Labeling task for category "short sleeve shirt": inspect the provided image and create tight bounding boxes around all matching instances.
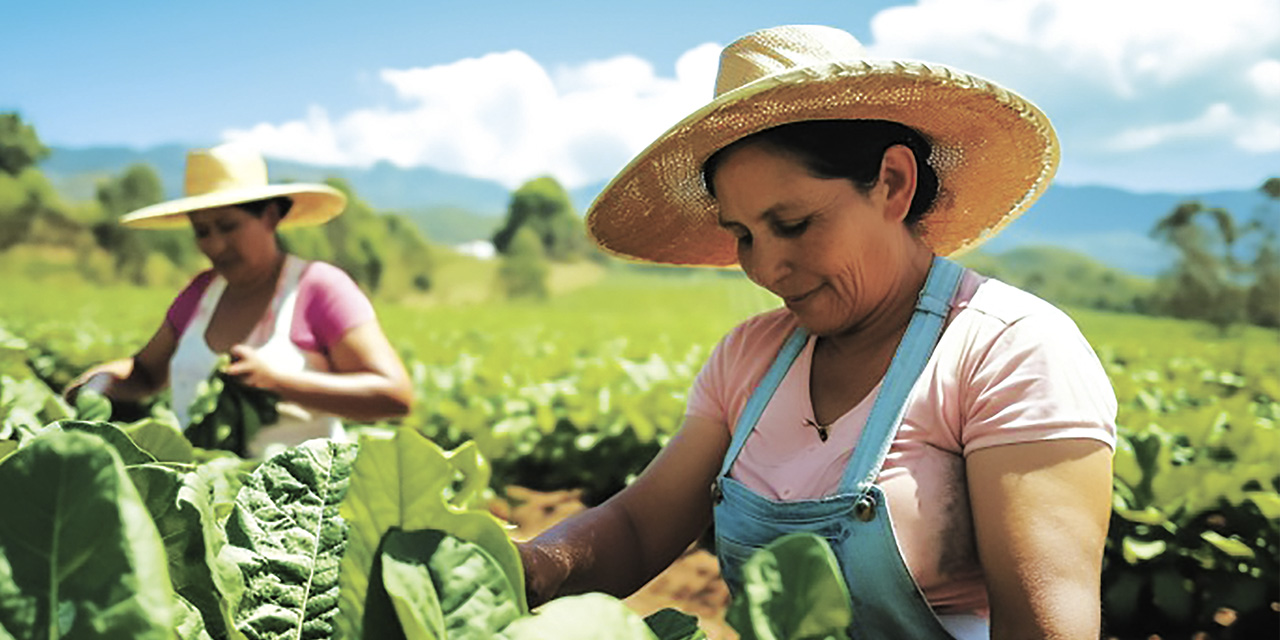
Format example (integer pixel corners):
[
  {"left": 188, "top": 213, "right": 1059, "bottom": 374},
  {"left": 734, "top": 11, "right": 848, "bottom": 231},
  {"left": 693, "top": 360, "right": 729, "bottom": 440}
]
[
  {"left": 164, "top": 261, "right": 376, "bottom": 353},
  {"left": 686, "top": 270, "right": 1118, "bottom": 616}
]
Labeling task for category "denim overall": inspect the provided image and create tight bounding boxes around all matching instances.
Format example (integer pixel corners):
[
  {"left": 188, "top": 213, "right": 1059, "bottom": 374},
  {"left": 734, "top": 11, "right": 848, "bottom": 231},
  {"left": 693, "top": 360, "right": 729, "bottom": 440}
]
[{"left": 712, "top": 257, "right": 966, "bottom": 639}]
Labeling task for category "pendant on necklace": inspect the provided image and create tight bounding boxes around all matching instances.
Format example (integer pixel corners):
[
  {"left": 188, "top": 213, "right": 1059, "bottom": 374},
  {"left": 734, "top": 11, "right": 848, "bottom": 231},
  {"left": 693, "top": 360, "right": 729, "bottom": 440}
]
[{"left": 803, "top": 418, "right": 829, "bottom": 442}]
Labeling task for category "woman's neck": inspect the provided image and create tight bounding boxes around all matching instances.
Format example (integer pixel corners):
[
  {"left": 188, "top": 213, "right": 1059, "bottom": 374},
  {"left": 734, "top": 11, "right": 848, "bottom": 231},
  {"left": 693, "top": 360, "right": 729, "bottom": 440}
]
[
  {"left": 224, "top": 251, "right": 286, "bottom": 297},
  {"left": 821, "top": 241, "right": 934, "bottom": 360}
]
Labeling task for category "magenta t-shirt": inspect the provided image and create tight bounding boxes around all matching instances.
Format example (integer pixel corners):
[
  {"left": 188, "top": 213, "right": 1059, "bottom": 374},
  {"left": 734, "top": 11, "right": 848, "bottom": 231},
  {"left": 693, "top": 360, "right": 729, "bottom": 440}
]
[
  {"left": 687, "top": 269, "right": 1117, "bottom": 617},
  {"left": 165, "top": 261, "right": 376, "bottom": 353}
]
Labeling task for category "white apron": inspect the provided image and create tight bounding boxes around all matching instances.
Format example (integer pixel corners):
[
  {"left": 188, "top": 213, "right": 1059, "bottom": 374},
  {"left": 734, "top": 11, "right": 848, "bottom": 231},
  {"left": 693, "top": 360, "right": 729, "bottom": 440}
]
[{"left": 169, "top": 255, "right": 345, "bottom": 458}]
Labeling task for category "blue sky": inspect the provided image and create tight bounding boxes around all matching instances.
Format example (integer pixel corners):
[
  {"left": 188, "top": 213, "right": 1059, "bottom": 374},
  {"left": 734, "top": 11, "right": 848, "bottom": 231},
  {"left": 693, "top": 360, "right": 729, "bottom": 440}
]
[{"left": 3, "top": 0, "right": 1278, "bottom": 194}]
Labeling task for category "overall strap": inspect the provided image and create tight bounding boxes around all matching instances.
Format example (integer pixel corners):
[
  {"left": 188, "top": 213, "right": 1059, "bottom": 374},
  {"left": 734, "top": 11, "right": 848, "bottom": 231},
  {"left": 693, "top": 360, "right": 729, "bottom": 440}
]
[
  {"left": 717, "top": 326, "right": 809, "bottom": 479},
  {"left": 837, "top": 256, "right": 964, "bottom": 494}
]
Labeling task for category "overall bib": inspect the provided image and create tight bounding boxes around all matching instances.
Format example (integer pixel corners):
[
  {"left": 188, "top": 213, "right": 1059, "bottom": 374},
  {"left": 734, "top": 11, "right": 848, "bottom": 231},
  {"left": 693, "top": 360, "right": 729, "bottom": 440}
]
[
  {"left": 170, "top": 255, "right": 345, "bottom": 458},
  {"left": 713, "top": 257, "right": 984, "bottom": 639}
]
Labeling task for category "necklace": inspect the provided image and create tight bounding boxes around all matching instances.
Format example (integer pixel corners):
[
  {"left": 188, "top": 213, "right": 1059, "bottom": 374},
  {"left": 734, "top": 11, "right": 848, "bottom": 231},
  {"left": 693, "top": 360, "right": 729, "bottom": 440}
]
[{"left": 803, "top": 417, "right": 830, "bottom": 442}]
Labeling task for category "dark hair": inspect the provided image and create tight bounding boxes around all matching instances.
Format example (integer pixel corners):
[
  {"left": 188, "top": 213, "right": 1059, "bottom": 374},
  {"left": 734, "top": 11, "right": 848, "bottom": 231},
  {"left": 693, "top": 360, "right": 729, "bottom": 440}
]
[
  {"left": 237, "top": 196, "right": 293, "bottom": 220},
  {"left": 702, "top": 120, "right": 939, "bottom": 226}
]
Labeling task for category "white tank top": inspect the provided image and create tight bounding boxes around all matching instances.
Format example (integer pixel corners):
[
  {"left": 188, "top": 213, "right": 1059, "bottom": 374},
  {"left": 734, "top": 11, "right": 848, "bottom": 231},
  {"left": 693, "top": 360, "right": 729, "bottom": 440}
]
[{"left": 169, "top": 254, "right": 345, "bottom": 458}]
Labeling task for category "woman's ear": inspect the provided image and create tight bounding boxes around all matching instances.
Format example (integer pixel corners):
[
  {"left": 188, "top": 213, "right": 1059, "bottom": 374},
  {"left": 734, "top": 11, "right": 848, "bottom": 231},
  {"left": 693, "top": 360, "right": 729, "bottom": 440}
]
[
  {"left": 263, "top": 201, "right": 284, "bottom": 231},
  {"left": 878, "top": 144, "right": 918, "bottom": 224}
]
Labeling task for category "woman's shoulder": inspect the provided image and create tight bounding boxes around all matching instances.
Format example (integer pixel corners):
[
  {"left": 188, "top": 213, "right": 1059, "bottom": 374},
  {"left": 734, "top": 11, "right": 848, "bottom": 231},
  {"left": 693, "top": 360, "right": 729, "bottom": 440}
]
[
  {"left": 956, "top": 270, "right": 1082, "bottom": 332},
  {"left": 714, "top": 307, "right": 799, "bottom": 362},
  {"left": 297, "top": 259, "right": 358, "bottom": 286}
]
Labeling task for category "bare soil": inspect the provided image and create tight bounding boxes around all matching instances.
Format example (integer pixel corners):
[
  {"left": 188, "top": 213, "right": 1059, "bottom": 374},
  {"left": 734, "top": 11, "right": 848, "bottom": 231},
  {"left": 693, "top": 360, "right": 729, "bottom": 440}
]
[{"left": 492, "top": 486, "right": 737, "bottom": 640}]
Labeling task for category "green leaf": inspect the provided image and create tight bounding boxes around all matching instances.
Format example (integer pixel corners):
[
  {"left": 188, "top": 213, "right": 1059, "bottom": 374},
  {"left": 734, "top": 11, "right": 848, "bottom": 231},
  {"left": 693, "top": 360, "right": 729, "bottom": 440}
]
[
  {"left": 43, "top": 420, "right": 155, "bottom": 466},
  {"left": 1200, "top": 531, "right": 1256, "bottom": 558},
  {"left": 0, "top": 430, "right": 173, "bottom": 638},
  {"left": 1114, "top": 505, "right": 1168, "bottom": 525},
  {"left": 338, "top": 430, "right": 526, "bottom": 639},
  {"left": 1122, "top": 537, "right": 1168, "bottom": 564},
  {"left": 128, "top": 464, "right": 245, "bottom": 640},
  {"left": 378, "top": 529, "right": 522, "bottom": 639},
  {"left": 1245, "top": 490, "right": 1280, "bottom": 520},
  {"left": 644, "top": 608, "right": 708, "bottom": 640},
  {"left": 726, "top": 532, "right": 852, "bottom": 640},
  {"left": 499, "top": 593, "right": 658, "bottom": 640},
  {"left": 223, "top": 439, "right": 358, "bottom": 640},
  {"left": 123, "top": 418, "right": 196, "bottom": 464},
  {"left": 72, "top": 388, "right": 111, "bottom": 422}
]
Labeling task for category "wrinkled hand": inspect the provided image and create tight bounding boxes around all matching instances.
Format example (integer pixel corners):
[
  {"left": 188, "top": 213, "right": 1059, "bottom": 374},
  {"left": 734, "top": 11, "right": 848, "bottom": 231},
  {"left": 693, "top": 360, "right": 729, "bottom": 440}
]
[{"left": 224, "top": 344, "right": 281, "bottom": 392}]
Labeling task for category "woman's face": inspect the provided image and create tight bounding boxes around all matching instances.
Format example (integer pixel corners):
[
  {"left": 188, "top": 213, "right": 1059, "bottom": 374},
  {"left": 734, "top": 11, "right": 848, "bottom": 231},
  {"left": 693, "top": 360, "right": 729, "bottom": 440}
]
[
  {"left": 188, "top": 205, "right": 280, "bottom": 284},
  {"left": 711, "top": 141, "right": 917, "bottom": 335}
]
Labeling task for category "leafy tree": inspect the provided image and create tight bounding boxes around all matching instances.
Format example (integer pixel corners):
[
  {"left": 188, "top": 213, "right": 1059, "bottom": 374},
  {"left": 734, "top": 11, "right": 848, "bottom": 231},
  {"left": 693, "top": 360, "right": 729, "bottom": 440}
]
[
  {"left": 492, "top": 176, "right": 588, "bottom": 261},
  {"left": 0, "top": 114, "right": 56, "bottom": 249},
  {"left": 1151, "top": 202, "right": 1244, "bottom": 332},
  {"left": 0, "top": 112, "right": 49, "bottom": 176},
  {"left": 282, "top": 178, "right": 434, "bottom": 299},
  {"left": 1151, "top": 177, "right": 1280, "bottom": 331},
  {"left": 498, "top": 226, "right": 549, "bottom": 300},
  {"left": 1245, "top": 178, "right": 1280, "bottom": 327},
  {"left": 93, "top": 164, "right": 169, "bottom": 285}
]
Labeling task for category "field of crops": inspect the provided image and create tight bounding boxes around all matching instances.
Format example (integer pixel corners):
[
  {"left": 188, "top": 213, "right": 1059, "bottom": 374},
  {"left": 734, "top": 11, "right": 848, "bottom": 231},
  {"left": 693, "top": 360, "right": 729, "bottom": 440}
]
[{"left": 1, "top": 266, "right": 1277, "bottom": 638}]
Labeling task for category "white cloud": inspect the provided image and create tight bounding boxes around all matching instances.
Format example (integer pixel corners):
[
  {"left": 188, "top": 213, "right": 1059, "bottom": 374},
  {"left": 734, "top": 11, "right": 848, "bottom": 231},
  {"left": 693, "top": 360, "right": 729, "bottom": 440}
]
[
  {"left": 222, "top": 0, "right": 1279, "bottom": 194},
  {"left": 223, "top": 45, "right": 721, "bottom": 190},
  {"left": 868, "top": 0, "right": 1280, "bottom": 190},
  {"left": 1248, "top": 59, "right": 1280, "bottom": 98},
  {"left": 871, "top": 0, "right": 1280, "bottom": 95},
  {"left": 1107, "top": 103, "right": 1237, "bottom": 151}
]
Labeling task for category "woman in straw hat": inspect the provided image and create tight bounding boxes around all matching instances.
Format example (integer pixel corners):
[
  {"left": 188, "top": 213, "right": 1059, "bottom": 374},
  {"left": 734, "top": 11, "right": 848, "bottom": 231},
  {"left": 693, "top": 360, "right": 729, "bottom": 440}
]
[
  {"left": 65, "top": 143, "right": 413, "bottom": 457},
  {"left": 519, "top": 25, "right": 1115, "bottom": 638}
]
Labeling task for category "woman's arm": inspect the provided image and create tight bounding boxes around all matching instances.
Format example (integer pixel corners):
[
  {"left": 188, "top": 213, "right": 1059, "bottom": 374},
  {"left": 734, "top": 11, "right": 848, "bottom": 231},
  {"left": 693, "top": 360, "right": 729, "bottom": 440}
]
[
  {"left": 224, "top": 320, "right": 413, "bottom": 421},
  {"left": 967, "top": 438, "right": 1113, "bottom": 640},
  {"left": 64, "top": 323, "right": 177, "bottom": 402},
  {"left": 519, "top": 414, "right": 728, "bottom": 607}
]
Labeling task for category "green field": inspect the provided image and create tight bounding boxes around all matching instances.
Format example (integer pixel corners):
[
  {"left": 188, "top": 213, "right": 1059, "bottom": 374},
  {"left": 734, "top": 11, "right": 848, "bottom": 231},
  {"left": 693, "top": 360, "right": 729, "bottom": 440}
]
[{"left": 2, "top": 262, "right": 1277, "bottom": 637}]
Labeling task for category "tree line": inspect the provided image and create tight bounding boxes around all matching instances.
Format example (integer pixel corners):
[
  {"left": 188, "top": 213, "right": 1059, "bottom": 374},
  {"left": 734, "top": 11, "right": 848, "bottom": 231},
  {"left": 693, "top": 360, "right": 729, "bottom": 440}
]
[
  {"left": 0, "top": 111, "right": 597, "bottom": 302},
  {"left": 2, "top": 110, "right": 1276, "bottom": 329}
]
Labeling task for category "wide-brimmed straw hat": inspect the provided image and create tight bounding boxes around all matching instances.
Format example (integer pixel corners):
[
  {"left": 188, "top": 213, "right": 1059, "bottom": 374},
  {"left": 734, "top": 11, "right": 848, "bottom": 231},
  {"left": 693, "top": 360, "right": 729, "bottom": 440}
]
[
  {"left": 586, "top": 25, "right": 1059, "bottom": 266},
  {"left": 119, "top": 143, "right": 347, "bottom": 229}
]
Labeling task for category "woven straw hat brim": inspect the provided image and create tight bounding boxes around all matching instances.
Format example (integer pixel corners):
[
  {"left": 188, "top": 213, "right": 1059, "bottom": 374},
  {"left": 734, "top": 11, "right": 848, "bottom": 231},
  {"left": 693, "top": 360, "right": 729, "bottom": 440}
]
[
  {"left": 118, "top": 183, "right": 347, "bottom": 229},
  {"left": 586, "top": 59, "right": 1059, "bottom": 267}
]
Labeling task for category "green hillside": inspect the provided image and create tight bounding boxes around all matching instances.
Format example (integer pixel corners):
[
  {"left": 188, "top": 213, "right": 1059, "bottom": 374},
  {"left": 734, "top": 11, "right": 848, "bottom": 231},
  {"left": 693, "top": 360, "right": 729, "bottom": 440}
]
[{"left": 961, "top": 245, "right": 1156, "bottom": 313}]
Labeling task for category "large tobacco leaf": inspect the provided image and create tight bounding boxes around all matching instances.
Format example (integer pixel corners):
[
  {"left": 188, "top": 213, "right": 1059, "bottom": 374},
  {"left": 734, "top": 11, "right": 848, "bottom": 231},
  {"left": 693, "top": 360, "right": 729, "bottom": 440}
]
[
  {"left": 364, "top": 528, "right": 523, "bottom": 639},
  {"left": 726, "top": 532, "right": 852, "bottom": 640},
  {"left": 498, "top": 593, "right": 660, "bottom": 640},
  {"left": 337, "top": 430, "right": 526, "bottom": 639},
  {"left": 129, "top": 463, "right": 246, "bottom": 640},
  {"left": 0, "top": 430, "right": 173, "bottom": 638},
  {"left": 221, "top": 439, "right": 358, "bottom": 639}
]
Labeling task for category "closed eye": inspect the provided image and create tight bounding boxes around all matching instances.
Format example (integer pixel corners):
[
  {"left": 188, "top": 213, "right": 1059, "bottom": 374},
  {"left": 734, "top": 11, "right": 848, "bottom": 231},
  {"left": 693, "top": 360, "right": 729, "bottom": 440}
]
[{"left": 774, "top": 218, "right": 810, "bottom": 238}]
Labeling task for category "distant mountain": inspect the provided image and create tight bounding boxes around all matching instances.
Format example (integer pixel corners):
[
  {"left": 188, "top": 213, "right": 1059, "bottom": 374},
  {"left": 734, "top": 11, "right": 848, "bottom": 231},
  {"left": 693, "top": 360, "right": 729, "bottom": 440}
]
[
  {"left": 41, "top": 145, "right": 1272, "bottom": 277},
  {"left": 41, "top": 145, "right": 511, "bottom": 216}
]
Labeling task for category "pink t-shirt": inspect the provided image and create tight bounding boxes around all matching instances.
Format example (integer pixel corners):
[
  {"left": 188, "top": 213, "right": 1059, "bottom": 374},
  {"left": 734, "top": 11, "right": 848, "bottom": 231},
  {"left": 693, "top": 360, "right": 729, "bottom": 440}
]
[
  {"left": 687, "top": 270, "right": 1117, "bottom": 616},
  {"left": 165, "top": 261, "right": 376, "bottom": 353}
]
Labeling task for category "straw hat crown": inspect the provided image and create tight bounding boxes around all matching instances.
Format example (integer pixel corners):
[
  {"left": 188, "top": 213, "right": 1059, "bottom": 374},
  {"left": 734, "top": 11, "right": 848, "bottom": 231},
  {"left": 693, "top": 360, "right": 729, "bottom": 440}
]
[
  {"left": 585, "top": 24, "right": 1060, "bottom": 267},
  {"left": 714, "top": 25, "right": 864, "bottom": 96},
  {"left": 184, "top": 144, "right": 271, "bottom": 197},
  {"left": 119, "top": 142, "right": 347, "bottom": 229}
]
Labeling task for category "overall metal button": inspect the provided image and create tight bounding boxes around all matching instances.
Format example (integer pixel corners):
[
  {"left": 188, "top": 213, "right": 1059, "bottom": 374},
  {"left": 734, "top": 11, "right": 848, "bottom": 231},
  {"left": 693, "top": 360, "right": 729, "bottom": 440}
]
[
  {"left": 854, "top": 495, "right": 876, "bottom": 522},
  {"left": 710, "top": 479, "right": 723, "bottom": 504}
]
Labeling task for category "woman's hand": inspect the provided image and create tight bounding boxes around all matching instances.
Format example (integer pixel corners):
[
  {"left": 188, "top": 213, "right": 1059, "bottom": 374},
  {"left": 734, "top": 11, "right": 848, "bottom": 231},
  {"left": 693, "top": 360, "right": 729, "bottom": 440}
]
[
  {"left": 64, "top": 368, "right": 120, "bottom": 403},
  {"left": 225, "top": 344, "right": 280, "bottom": 392}
]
